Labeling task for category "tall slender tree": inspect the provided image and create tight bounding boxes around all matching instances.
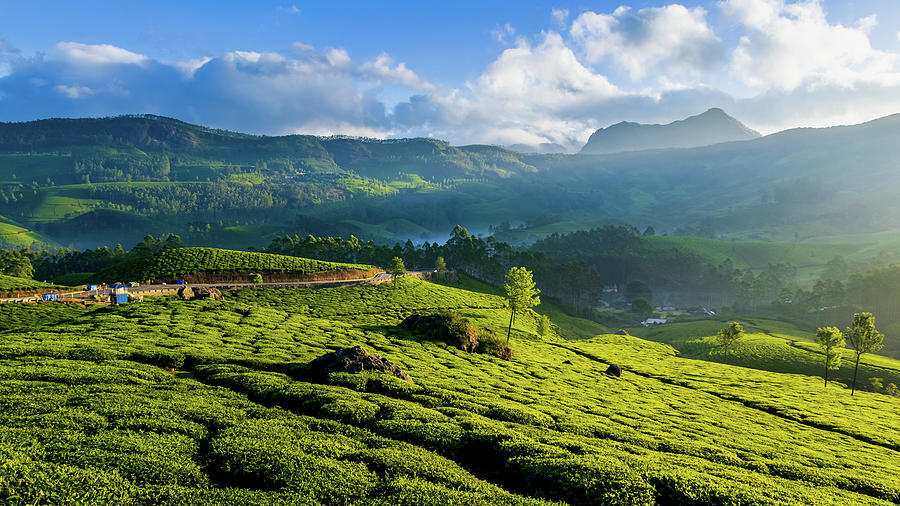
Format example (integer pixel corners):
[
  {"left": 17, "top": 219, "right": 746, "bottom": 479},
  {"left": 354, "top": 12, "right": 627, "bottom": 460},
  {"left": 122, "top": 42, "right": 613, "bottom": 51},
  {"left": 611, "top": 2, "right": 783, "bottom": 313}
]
[
  {"left": 715, "top": 321, "right": 744, "bottom": 363},
  {"left": 388, "top": 257, "right": 406, "bottom": 288},
  {"left": 845, "top": 312, "right": 884, "bottom": 395},
  {"left": 815, "top": 326, "right": 844, "bottom": 388},
  {"left": 503, "top": 267, "right": 540, "bottom": 344},
  {"left": 434, "top": 256, "right": 447, "bottom": 282}
]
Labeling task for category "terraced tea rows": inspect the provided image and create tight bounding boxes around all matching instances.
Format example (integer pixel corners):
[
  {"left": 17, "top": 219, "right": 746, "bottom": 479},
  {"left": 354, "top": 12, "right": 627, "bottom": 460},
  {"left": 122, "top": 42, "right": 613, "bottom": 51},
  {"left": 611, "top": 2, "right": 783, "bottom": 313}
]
[
  {"left": 633, "top": 319, "right": 900, "bottom": 389},
  {"left": 1, "top": 279, "right": 898, "bottom": 504},
  {"left": 92, "top": 247, "right": 374, "bottom": 283}
]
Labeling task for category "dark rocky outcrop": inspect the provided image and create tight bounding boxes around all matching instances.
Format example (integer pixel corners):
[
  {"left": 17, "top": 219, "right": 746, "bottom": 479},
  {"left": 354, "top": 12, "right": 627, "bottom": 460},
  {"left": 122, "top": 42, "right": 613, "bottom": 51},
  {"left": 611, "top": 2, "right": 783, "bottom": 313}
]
[
  {"left": 400, "top": 313, "right": 479, "bottom": 352},
  {"left": 177, "top": 286, "right": 223, "bottom": 301},
  {"left": 309, "top": 346, "right": 413, "bottom": 383},
  {"left": 606, "top": 364, "right": 623, "bottom": 377}
]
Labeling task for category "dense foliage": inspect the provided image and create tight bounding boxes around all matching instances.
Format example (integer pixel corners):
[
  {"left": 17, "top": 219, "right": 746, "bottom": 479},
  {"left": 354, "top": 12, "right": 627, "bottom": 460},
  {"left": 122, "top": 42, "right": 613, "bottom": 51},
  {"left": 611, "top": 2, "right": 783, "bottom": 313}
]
[
  {"left": 0, "top": 279, "right": 897, "bottom": 504},
  {"left": 26, "top": 234, "right": 183, "bottom": 281}
]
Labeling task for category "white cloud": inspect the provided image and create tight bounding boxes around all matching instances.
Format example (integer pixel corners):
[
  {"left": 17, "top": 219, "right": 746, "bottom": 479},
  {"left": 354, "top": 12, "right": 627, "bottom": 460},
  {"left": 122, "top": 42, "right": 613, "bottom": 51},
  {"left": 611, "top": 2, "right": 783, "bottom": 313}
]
[
  {"left": 857, "top": 14, "right": 878, "bottom": 34},
  {"left": 278, "top": 5, "right": 301, "bottom": 15},
  {"left": 170, "top": 57, "right": 212, "bottom": 78},
  {"left": 54, "top": 84, "right": 95, "bottom": 99},
  {"left": 360, "top": 54, "right": 434, "bottom": 90},
  {"left": 0, "top": 41, "right": 432, "bottom": 137},
  {"left": 551, "top": 8, "right": 569, "bottom": 26},
  {"left": 52, "top": 42, "right": 148, "bottom": 66},
  {"left": 491, "top": 23, "right": 516, "bottom": 43},
  {"left": 721, "top": 0, "right": 899, "bottom": 91},
  {"left": 570, "top": 4, "right": 723, "bottom": 81},
  {"left": 444, "top": 32, "right": 624, "bottom": 146}
]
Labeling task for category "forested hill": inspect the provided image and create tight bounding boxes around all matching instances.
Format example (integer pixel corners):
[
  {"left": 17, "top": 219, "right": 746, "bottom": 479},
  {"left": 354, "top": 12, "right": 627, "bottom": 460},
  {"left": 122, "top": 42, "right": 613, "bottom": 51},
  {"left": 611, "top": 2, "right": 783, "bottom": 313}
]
[
  {"left": 4, "top": 112, "right": 900, "bottom": 249},
  {"left": 0, "top": 115, "right": 535, "bottom": 182}
]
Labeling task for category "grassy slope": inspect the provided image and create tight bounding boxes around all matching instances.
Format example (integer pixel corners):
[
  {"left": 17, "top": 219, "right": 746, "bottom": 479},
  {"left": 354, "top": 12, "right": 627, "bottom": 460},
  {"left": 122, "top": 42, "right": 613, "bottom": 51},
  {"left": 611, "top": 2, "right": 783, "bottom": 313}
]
[
  {"left": 449, "top": 273, "right": 611, "bottom": 339},
  {"left": 0, "top": 279, "right": 897, "bottom": 504},
  {"left": 92, "top": 247, "right": 374, "bottom": 282},
  {"left": 0, "top": 274, "right": 63, "bottom": 291},
  {"left": 0, "top": 215, "right": 59, "bottom": 249},
  {"left": 629, "top": 318, "right": 900, "bottom": 389}
]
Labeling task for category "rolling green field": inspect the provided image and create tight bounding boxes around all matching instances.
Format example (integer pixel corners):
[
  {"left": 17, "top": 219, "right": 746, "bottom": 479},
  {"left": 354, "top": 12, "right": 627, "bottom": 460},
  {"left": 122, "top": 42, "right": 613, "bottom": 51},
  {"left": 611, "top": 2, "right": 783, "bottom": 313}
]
[
  {"left": 0, "top": 279, "right": 897, "bottom": 504},
  {"left": 0, "top": 216, "right": 59, "bottom": 249},
  {"left": 92, "top": 247, "right": 375, "bottom": 283},
  {"left": 629, "top": 318, "right": 900, "bottom": 390},
  {"left": 0, "top": 274, "right": 62, "bottom": 291}
]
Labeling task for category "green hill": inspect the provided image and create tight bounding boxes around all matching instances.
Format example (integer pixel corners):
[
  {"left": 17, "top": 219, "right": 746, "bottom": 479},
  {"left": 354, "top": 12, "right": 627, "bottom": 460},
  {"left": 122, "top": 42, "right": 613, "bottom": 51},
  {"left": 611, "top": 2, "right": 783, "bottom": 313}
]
[
  {"left": 629, "top": 318, "right": 900, "bottom": 389},
  {"left": 0, "top": 279, "right": 897, "bottom": 504},
  {"left": 0, "top": 215, "right": 59, "bottom": 249},
  {"left": 0, "top": 274, "right": 61, "bottom": 291},
  {"left": 92, "top": 247, "right": 375, "bottom": 283}
]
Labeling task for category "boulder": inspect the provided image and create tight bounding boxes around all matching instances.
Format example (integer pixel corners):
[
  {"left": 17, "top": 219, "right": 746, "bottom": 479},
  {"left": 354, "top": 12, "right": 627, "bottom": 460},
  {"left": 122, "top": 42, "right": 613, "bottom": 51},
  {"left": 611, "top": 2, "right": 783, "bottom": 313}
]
[
  {"left": 177, "top": 286, "right": 195, "bottom": 300},
  {"left": 605, "top": 364, "right": 623, "bottom": 377},
  {"left": 399, "top": 313, "right": 438, "bottom": 332},
  {"left": 194, "top": 287, "right": 224, "bottom": 300},
  {"left": 309, "top": 346, "right": 413, "bottom": 383}
]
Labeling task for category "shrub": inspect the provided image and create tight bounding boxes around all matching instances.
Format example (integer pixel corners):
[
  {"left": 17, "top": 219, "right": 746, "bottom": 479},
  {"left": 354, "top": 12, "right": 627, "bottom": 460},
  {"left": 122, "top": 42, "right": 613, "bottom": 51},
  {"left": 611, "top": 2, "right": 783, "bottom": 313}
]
[
  {"left": 477, "top": 330, "right": 514, "bottom": 360},
  {"left": 432, "top": 312, "right": 480, "bottom": 352},
  {"left": 248, "top": 272, "right": 263, "bottom": 283}
]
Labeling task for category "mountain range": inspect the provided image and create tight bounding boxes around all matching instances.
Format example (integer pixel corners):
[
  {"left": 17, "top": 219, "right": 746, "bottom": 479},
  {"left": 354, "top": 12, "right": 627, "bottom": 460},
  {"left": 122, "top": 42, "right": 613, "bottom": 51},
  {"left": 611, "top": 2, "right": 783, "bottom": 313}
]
[{"left": 1, "top": 109, "right": 900, "bottom": 249}]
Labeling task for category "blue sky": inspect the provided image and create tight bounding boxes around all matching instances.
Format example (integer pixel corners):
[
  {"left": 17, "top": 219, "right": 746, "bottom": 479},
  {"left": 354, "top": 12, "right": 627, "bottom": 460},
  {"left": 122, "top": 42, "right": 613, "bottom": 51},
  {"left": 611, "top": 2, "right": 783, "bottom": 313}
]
[{"left": 2, "top": 1, "right": 900, "bottom": 150}]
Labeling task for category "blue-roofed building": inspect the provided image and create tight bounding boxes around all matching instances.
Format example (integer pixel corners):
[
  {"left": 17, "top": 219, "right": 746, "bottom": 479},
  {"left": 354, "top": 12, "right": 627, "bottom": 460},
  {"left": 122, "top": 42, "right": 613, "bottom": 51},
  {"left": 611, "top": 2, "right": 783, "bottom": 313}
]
[{"left": 111, "top": 284, "right": 129, "bottom": 304}]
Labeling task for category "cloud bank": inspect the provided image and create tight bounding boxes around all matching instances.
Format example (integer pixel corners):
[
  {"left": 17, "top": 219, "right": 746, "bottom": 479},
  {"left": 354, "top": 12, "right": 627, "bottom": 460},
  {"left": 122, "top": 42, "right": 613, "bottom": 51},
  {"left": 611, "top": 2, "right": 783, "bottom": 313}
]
[{"left": 2, "top": 1, "right": 900, "bottom": 151}]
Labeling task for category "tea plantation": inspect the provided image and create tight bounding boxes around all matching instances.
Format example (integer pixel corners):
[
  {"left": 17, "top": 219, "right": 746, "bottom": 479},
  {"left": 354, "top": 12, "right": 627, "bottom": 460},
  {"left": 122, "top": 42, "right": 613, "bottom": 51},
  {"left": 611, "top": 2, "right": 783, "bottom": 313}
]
[
  {"left": 1, "top": 279, "right": 898, "bottom": 504},
  {"left": 0, "top": 274, "right": 62, "bottom": 292},
  {"left": 92, "top": 247, "right": 374, "bottom": 283},
  {"left": 631, "top": 319, "right": 900, "bottom": 389}
]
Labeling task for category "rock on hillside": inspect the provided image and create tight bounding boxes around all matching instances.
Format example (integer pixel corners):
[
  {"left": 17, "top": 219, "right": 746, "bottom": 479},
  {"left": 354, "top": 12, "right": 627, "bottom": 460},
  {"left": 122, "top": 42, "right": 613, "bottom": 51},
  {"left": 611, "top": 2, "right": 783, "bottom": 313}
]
[
  {"left": 580, "top": 108, "right": 761, "bottom": 154},
  {"left": 309, "top": 346, "right": 413, "bottom": 383}
]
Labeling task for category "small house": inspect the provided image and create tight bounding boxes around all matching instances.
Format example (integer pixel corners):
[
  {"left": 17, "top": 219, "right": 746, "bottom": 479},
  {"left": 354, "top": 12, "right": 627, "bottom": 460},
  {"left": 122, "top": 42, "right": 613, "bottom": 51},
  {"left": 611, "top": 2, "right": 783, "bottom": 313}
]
[
  {"left": 41, "top": 293, "right": 59, "bottom": 302},
  {"left": 87, "top": 284, "right": 99, "bottom": 291},
  {"left": 641, "top": 318, "right": 668, "bottom": 326},
  {"left": 111, "top": 284, "right": 129, "bottom": 305}
]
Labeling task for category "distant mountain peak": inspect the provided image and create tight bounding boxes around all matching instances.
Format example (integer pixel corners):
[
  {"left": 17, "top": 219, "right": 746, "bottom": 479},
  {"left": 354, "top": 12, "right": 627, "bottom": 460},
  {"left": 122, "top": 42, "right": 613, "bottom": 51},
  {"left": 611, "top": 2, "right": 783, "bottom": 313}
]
[{"left": 580, "top": 108, "right": 761, "bottom": 154}]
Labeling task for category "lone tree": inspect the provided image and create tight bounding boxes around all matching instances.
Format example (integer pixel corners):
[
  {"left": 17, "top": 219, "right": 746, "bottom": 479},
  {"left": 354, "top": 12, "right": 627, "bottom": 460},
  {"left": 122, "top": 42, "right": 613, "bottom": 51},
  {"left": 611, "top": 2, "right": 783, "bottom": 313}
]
[
  {"left": 537, "top": 314, "right": 552, "bottom": 338},
  {"left": 845, "top": 312, "right": 884, "bottom": 395},
  {"left": 503, "top": 267, "right": 540, "bottom": 344},
  {"left": 815, "top": 326, "right": 844, "bottom": 388},
  {"left": 388, "top": 257, "right": 406, "bottom": 287},
  {"left": 434, "top": 256, "right": 448, "bottom": 282},
  {"left": 715, "top": 321, "right": 744, "bottom": 363}
]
